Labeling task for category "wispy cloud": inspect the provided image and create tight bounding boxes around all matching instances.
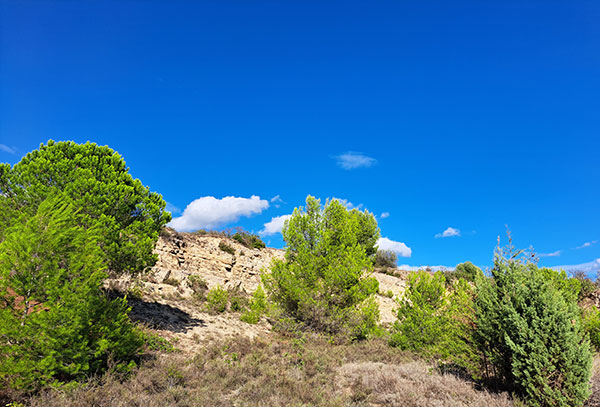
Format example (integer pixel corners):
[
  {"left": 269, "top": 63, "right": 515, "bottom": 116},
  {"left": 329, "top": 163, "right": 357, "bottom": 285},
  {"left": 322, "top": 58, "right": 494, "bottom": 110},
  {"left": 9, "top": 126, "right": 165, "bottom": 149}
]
[
  {"left": 0, "top": 144, "right": 16, "bottom": 154},
  {"left": 553, "top": 258, "right": 600, "bottom": 276},
  {"left": 334, "top": 152, "right": 377, "bottom": 170},
  {"left": 165, "top": 202, "right": 181, "bottom": 215},
  {"left": 377, "top": 237, "right": 412, "bottom": 258},
  {"left": 270, "top": 195, "right": 284, "bottom": 208},
  {"left": 397, "top": 264, "right": 453, "bottom": 272},
  {"left": 539, "top": 250, "right": 561, "bottom": 258},
  {"left": 331, "top": 197, "right": 363, "bottom": 210},
  {"left": 435, "top": 227, "right": 461, "bottom": 238},
  {"left": 380, "top": 212, "right": 390, "bottom": 219},
  {"left": 260, "top": 214, "right": 292, "bottom": 236},
  {"left": 169, "top": 195, "right": 269, "bottom": 231},
  {"left": 575, "top": 241, "right": 597, "bottom": 250}
]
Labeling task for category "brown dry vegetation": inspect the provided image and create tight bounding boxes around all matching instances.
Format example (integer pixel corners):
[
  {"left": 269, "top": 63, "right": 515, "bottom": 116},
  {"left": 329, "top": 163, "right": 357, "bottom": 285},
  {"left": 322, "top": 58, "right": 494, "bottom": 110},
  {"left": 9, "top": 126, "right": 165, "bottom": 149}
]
[{"left": 23, "top": 333, "right": 516, "bottom": 407}]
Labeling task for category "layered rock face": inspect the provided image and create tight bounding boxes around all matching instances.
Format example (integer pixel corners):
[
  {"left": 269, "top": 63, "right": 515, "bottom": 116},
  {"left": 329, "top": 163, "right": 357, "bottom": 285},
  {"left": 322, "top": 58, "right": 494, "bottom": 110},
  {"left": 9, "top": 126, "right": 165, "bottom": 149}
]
[{"left": 146, "top": 229, "right": 284, "bottom": 297}]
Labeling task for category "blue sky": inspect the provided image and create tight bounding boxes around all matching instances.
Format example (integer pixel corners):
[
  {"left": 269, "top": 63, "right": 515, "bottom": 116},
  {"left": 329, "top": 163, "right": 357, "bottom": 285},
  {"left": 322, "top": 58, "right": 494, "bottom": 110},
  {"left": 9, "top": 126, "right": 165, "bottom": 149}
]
[{"left": 1, "top": 1, "right": 599, "bottom": 273}]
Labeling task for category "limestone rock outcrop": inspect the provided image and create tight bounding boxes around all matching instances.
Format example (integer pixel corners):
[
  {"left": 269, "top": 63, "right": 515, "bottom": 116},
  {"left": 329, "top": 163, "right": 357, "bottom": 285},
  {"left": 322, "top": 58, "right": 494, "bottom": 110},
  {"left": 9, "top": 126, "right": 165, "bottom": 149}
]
[{"left": 146, "top": 228, "right": 284, "bottom": 297}]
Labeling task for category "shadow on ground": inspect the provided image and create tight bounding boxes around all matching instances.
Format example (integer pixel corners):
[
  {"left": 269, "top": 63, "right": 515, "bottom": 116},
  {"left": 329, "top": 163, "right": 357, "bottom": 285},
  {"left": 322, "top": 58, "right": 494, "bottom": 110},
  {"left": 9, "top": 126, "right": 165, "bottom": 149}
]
[{"left": 126, "top": 297, "right": 205, "bottom": 333}]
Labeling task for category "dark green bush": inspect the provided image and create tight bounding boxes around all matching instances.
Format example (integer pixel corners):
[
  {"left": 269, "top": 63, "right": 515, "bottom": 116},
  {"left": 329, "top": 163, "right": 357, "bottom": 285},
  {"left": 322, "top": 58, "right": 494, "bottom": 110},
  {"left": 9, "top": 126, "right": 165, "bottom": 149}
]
[
  {"left": 232, "top": 231, "right": 266, "bottom": 249},
  {"left": 474, "top": 243, "right": 592, "bottom": 406},
  {"left": 218, "top": 241, "right": 236, "bottom": 255},
  {"left": 374, "top": 249, "right": 397, "bottom": 268},
  {"left": 444, "top": 262, "right": 482, "bottom": 285}
]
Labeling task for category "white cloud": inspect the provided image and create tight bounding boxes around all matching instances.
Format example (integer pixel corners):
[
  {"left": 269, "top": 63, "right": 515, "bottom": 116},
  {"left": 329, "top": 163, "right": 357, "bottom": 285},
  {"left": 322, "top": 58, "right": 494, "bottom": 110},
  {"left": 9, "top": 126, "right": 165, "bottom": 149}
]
[
  {"left": 435, "top": 227, "right": 461, "bottom": 238},
  {"left": 331, "top": 197, "right": 363, "bottom": 210},
  {"left": 380, "top": 212, "right": 390, "bottom": 219},
  {"left": 377, "top": 237, "right": 412, "bottom": 258},
  {"left": 397, "top": 265, "right": 453, "bottom": 272},
  {"left": 552, "top": 258, "right": 600, "bottom": 276},
  {"left": 334, "top": 152, "right": 377, "bottom": 170},
  {"left": 169, "top": 195, "right": 269, "bottom": 231},
  {"left": 0, "top": 144, "right": 16, "bottom": 154},
  {"left": 575, "top": 241, "right": 597, "bottom": 250},
  {"left": 270, "top": 195, "right": 284, "bottom": 208},
  {"left": 260, "top": 214, "right": 292, "bottom": 236},
  {"left": 539, "top": 250, "right": 561, "bottom": 258}
]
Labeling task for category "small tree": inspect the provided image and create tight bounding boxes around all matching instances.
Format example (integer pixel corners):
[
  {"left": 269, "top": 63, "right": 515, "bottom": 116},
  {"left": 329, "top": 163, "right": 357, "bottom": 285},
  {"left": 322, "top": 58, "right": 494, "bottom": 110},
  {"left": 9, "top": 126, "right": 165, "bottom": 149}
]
[
  {"left": 390, "top": 271, "right": 478, "bottom": 374},
  {"left": 374, "top": 249, "right": 397, "bottom": 268},
  {"left": 474, "top": 241, "right": 592, "bottom": 406},
  {"left": 263, "top": 196, "right": 380, "bottom": 339},
  {"left": 0, "top": 140, "right": 171, "bottom": 274},
  {"left": 445, "top": 261, "right": 482, "bottom": 284},
  {"left": 0, "top": 196, "right": 143, "bottom": 392}
]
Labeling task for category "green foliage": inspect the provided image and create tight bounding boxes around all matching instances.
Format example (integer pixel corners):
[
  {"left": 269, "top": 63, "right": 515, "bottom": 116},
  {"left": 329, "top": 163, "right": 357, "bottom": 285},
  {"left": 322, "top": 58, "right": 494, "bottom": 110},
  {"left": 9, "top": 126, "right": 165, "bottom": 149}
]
[
  {"left": 0, "top": 140, "right": 171, "bottom": 274},
  {"left": 0, "top": 197, "right": 144, "bottom": 392},
  {"left": 474, "top": 243, "right": 592, "bottom": 406},
  {"left": 571, "top": 270, "right": 597, "bottom": 301},
  {"left": 241, "top": 285, "right": 269, "bottom": 324},
  {"left": 537, "top": 267, "right": 581, "bottom": 304},
  {"left": 232, "top": 231, "right": 266, "bottom": 249},
  {"left": 389, "top": 271, "right": 478, "bottom": 373},
  {"left": 228, "top": 287, "right": 249, "bottom": 312},
  {"left": 582, "top": 308, "right": 600, "bottom": 351},
  {"left": 445, "top": 262, "right": 482, "bottom": 284},
  {"left": 187, "top": 275, "right": 209, "bottom": 299},
  {"left": 218, "top": 241, "right": 236, "bottom": 255},
  {"left": 206, "top": 286, "right": 229, "bottom": 313},
  {"left": 374, "top": 249, "right": 397, "bottom": 268},
  {"left": 263, "top": 196, "right": 380, "bottom": 340},
  {"left": 141, "top": 330, "right": 175, "bottom": 353}
]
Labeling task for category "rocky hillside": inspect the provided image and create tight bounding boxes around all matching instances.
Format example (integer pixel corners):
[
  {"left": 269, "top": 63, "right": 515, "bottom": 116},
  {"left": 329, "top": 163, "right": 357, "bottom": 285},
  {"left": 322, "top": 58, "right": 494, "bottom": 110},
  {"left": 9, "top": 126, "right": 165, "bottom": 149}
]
[{"left": 107, "top": 228, "right": 408, "bottom": 351}]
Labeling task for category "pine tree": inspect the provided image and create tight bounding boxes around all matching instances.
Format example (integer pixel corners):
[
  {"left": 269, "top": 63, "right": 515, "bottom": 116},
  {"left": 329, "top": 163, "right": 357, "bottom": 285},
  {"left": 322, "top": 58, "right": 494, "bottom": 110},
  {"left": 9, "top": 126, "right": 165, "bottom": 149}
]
[
  {"left": 263, "top": 196, "right": 380, "bottom": 339},
  {"left": 474, "top": 241, "right": 592, "bottom": 406},
  {"left": 0, "top": 196, "right": 143, "bottom": 392},
  {"left": 0, "top": 140, "right": 171, "bottom": 274}
]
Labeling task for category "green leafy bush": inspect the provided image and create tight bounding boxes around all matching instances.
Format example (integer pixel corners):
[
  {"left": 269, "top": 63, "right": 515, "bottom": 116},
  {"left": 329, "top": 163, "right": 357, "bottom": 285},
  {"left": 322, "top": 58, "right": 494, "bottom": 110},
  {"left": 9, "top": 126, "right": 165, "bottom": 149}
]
[
  {"left": 263, "top": 196, "right": 380, "bottom": 340},
  {"left": 389, "top": 271, "right": 478, "bottom": 373},
  {"left": 218, "top": 241, "right": 236, "bottom": 255},
  {"left": 241, "top": 285, "right": 269, "bottom": 324},
  {"left": 232, "top": 231, "right": 266, "bottom": 249},
  {"left": 374, "top": 249, "right": 397, "bottom": 268},
  {"left": 0, "top": 197, "right": 144, "bottom": 392},
  {"left": 444, "top": 262, "right": 482, "bottom": 285},
  {"left": 206, "top": 286, "right": 229, "bottom": 313},
  {"left": 0, "top": 140, "right": 171, "bottom": 274},
  {"left": 228, "top": 287, "right": 249, "bottom": 312},
  {"left": 537, "top": 267, "right": 581, "bottom": 303},
  {"left": 582, "top": 308, "right": 600, "bottom": 351},
  {"left": 474, "top": 243, "right": 592, "bottom": 406},
  {"left": 187, "top": 275, "right": 209, "bottom": 299}
]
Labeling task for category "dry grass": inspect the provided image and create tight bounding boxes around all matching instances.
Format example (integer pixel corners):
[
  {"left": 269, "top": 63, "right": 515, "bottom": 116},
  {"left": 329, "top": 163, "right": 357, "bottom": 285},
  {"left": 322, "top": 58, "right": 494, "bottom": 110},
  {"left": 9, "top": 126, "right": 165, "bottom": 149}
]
[
  {"left": 337, "top": 361, "right": 514, "bottom": 407},
  {"left": 21, "top": 333, "right": 517, "bottom": 407}
]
